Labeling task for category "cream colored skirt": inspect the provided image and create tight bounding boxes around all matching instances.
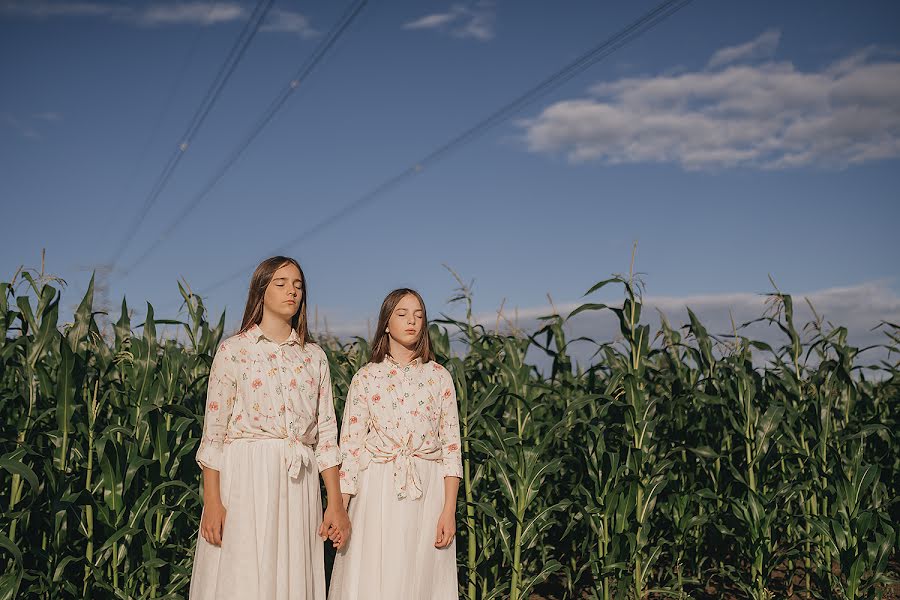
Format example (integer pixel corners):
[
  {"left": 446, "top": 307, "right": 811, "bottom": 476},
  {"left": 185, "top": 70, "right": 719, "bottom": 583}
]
[
  {"left": 189, "top": 438, "right": 325, "bottom": 600},
  {"left": 328, "top": 459, "right": 459, "bottom": 600}
]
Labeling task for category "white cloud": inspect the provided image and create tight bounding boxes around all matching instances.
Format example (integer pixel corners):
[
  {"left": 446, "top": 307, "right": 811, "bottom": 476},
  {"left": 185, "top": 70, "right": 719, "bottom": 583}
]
[
  {"left": 2, "top": 112, "right": 41, "bottom": 140},
  {"left": 519, "top": 35, "right": 900, "bottom": 170},
  {"left": 403, "top": 1, "right": 495, "bottom": 41},
  {"left": 404, "top": 12, "right": 457, "bottom": 30},
  {"left": 0, "top": 1, "right": 118, "bottom": 18},
  {"left": 260, "top": 8, "right": 318, "bottom": 38},
  {"left": 137, "top": 2, "right": 245, "bottom": 27},
  {"left": 0, "top": 1, "right": 248, "bottom": 27},
  {"left": 708, "top": 28, "right": 781, "bottom": 68},
  {"left": 32, "top": 111, "right": 62, "bottom": 121}
]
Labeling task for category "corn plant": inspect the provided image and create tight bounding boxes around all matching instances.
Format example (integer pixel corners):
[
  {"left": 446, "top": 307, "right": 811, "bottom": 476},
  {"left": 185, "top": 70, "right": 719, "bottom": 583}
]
[{"left": 1, "top": 263, "right": 897, "bottom": 600}]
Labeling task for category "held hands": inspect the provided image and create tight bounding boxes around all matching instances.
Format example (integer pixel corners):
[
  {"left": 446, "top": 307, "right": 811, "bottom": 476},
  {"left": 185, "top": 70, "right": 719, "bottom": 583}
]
[
  {"left": 319, "top": 502, "right": 352, "bottom": 550},
  {"left": 200, "top": 500, "right": 227, "bottom": 546},
  {"left": 434, "top": 508, "right": 455, "bottom": 549}
]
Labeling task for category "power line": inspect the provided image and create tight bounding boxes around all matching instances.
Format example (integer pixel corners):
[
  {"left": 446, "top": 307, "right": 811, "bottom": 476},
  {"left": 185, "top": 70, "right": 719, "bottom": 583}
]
[
  {"left": 199, "top": 0, "right": 696, "bottom": 295},
  {"left": 108, "top": 0, "right": 275, "bottom": 267},
  {"left": 118, "top": 0, "right": 370, "bottom": 278},
  {"left": 112, "top": 1, "right": 220, "bottom": 224}
]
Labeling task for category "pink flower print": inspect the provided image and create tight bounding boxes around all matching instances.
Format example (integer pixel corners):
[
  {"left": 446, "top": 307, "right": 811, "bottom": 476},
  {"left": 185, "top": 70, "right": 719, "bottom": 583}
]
[
  {"left": 372, "top": 394, "right": 381, "bottom": 403},
  {"left": 268, "top": 353, "right": 277, "bottom": 360},
  {"left": 443, "top": 389, "right": 452, "bottom": 398},
  {"left": 235, "top": 414, "right": 243, "bottom": 422},
  {"left": 279, "top": 404, "right": 286, "bottom": 414},
  {"left": 411, "top": 410, "right": 419, "bottom": 417},
  {"left": 339, "top": 471, "right": 346, "bottom": 479},
  {"left": 306, "top": 378, "right": 315, "bottom": 387},
  {"left": 447, "top": 443, "right": 459, "bottom": 452},
  {"left": 219, "top": 343, "right": 227, "bottom": 351},
  {"left": 389, "top": 369, "right": 397, "bottom": 376},
  {"left": 254, "top": 415, "right": 260, "bottom": 422},
  {"left": 251, "top": 378, "right": 263, "bottom": 389},
  {"left": 208, "top": 401, "right": 219, "bottom": 411},
  {"left": 304, "top": 356, "right": 311, "bottom": 364},
  {"left": 289, "top": 378, "right": 297, "bottom": 389},
  {"left": 349, "top": 416, "right": 358, "bottom": 424}
]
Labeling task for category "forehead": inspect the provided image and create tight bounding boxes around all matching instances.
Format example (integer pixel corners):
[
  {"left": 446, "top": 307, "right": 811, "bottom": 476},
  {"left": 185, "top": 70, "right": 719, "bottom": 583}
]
[
  {"left": 271, "top": 263, "right": 302, "bottom": 280},
  {"left": 393, "top": 294, "right": 423, "bottom": 312}
]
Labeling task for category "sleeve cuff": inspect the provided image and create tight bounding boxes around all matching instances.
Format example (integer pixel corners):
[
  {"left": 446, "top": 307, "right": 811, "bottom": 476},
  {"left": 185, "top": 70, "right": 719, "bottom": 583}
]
[
  {"left": 315, "top": 446, "right": 342, "bottom": 472},
  {"left": 196, "top": 442, "right": 224, "bottom": 472},
  {"left": 440, "top": 458, "right": 463, "bottom": 479},
  {"left": 339, "top": 473, "right": 358, "bottom": 495}
]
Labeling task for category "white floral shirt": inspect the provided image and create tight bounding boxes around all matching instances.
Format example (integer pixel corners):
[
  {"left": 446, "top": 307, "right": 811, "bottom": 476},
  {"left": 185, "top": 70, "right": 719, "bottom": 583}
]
[
  {"left": 338, "top": 356, "right": 463, "bottom": 500},
  {"left": 196, "top": 324, "right": 341, "bottom": 477}
]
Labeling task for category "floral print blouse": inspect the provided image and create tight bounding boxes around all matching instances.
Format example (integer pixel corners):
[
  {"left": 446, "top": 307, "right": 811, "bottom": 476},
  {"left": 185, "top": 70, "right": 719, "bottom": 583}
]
[
  {"left": 338, "top": 356, "right": 463, "bottom": 500},
  {"left": 196, "top": 324, "right": 341, "bottom": 477}
]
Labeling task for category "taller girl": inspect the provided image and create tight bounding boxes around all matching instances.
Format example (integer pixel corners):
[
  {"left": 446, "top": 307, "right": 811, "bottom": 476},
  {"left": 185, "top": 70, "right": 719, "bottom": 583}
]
[
  {"left": 190, "top": 256, "right": 350, "bottom": 600},
  {"left": 329, "top": 289, "right": 462, "bottom": 600}
]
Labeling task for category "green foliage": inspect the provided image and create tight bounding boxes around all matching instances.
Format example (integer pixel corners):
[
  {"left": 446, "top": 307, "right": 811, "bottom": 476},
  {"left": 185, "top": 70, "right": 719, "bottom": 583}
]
[{"left": 0, "top": 269, "right": 897, "bottom": 599}]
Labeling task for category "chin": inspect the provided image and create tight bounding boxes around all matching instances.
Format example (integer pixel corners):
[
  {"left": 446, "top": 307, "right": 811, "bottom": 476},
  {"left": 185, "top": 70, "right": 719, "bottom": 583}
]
[{"left": 273, "top": 307, "right": 298, "bottom": 320}]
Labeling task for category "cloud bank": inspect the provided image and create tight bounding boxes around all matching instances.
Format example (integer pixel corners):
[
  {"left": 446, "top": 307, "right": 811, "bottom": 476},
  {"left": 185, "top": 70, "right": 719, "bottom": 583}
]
[{"left": 520, "top": 31, "right": 900, "bottom": 170}]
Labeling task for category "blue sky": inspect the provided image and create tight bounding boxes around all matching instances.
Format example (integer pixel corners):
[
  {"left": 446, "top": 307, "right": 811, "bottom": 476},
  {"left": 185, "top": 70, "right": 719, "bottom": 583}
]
[{"left": 2, "top": 0, "right": 898, "bottom": 348}]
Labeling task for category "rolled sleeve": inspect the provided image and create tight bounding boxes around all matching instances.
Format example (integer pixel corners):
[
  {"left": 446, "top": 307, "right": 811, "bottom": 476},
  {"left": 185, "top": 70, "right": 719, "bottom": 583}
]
[
  {"left": 338, "top": 373, "right": 370, "bottom": 495},
  {"left": 314, "top": 351, "right": 342, "bottom": 472},
  {"left": 196, "top": 343, "right": 236, "bottom": 472},
  {"left": 438, "top": 369, "right": 463, "bottom": 479}
]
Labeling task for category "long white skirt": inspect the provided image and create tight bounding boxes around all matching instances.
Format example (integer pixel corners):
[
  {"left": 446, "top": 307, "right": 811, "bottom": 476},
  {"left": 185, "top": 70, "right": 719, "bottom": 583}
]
[
  {"left": 328, "top": 458, "right": 459, "bottom": 600},
  {"left": 189, "top": 438, "right": 325, "bottom": 600}
]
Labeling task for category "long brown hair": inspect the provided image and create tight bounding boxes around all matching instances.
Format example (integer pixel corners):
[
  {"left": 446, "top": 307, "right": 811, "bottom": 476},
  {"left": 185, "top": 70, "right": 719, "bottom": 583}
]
[
  {"left": 369, "top": 288, "right": 434, "bottom": 364},
  {"left": 239, "top": 256, "right": 311, "bottom": 345}
]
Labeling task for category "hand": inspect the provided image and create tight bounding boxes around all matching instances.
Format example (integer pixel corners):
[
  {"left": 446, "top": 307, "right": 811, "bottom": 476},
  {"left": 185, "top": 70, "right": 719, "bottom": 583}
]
[
  {"left": 319, "top": 503, "right": 352, "bottom": 550},
  {"left": 434, "top": 508, "right": 455, "bottom": 548},
  {"left": 200, "top": 499, "right": 227, "bottom": 546}
]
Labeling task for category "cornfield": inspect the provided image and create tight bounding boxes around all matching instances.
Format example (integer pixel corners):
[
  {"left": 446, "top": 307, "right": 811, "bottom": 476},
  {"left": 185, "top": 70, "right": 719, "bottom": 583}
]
[{"left": 1, "top": 264, "right": 897, "bottom": 599}]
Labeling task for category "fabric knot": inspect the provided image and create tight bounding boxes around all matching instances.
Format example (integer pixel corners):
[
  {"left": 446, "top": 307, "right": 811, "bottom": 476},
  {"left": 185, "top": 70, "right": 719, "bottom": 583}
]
[{"left": 365, "top": 434, "right": 442, "bottom": 501}]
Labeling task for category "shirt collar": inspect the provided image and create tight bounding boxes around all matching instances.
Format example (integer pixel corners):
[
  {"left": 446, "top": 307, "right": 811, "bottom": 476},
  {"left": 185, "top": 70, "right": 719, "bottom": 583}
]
[
  {"left": 248, "top": 323, "right": 301, "bottom": 346},
  {"left": 385, "top": 353, "right": 422, "bottom": 368}
]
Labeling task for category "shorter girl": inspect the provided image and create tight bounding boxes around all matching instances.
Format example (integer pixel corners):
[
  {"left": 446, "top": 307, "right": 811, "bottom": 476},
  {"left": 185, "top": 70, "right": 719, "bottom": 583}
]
[{"left": 329, "top": 288, "right": 462, "bottom": 600}]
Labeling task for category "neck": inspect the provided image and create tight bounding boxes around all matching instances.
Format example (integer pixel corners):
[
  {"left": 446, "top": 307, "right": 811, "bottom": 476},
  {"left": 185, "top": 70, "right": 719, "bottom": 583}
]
[
  {"left": 258, "top": 313, "right": 293, "bottom": 343},
  {"left": 387, "top": 338, "right": 416, "bottom": 366}
]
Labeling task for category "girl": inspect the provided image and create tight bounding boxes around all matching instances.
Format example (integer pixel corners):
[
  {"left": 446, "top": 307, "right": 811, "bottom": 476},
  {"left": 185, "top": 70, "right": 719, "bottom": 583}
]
[
  {"left": 329, "top": 289, "right": 462, "bottom": 600},
  {"left": 190, "top": 256, "right": 351, "bottom": 600}
]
